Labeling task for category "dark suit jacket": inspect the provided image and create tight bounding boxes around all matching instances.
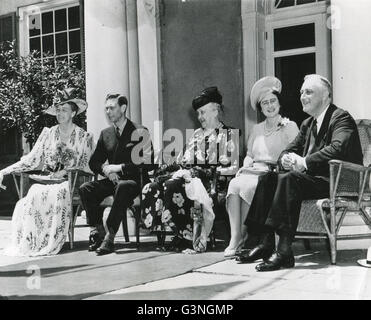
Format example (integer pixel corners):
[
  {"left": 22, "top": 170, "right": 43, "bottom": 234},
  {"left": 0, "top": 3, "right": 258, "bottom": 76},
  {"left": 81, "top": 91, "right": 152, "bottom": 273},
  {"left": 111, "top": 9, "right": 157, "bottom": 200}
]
[
  {"left": 89, "top": 119, "right": 155, "bottom": 184},
  {"left": 278, "top": 104, "right": 363, "bottom": 178}
]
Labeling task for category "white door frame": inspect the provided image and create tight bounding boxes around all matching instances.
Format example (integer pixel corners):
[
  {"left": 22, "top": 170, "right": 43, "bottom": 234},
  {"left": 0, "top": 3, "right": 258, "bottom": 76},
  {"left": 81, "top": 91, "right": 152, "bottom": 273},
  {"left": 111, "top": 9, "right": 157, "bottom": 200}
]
[{"left": 265, "top": 12, "right": 331, "bottom": 81}]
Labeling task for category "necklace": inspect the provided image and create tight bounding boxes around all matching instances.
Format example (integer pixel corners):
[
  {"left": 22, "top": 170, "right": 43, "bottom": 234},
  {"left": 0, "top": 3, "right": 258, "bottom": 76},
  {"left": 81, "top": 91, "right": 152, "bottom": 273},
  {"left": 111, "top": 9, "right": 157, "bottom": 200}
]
[{"left": 263, "top": 117, "right": 280, "bottom": 136}]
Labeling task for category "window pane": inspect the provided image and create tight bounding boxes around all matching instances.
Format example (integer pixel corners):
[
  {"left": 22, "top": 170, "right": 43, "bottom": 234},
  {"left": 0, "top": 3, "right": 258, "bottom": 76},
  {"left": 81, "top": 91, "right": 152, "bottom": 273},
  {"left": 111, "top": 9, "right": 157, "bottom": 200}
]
[
  {"left": 69, "top": 30, "right": 80, "bottom": 53},
  {"left": 55, "top": 9, "right": 67, "bottom": 32},
  {"left": 29, "top": 37, "right": 41, "bottom": 53},
  {"left": 42, "top": 35, "right": 54, "bottom": 55},
  {"left": 29, "top": 14, "right": 41, "bottom": 37},
  {"left": 297, "top": 0, "right": 316, "bottom": 4},
  {"left": 275, "top": 0, "right": 295, "bottom": 8},
  {"left": 70, "top": 54, "right": 81, "bottom": 69},
  {"left": 274, "top": 23, "right": 315, "bottom": 51},
  {"left": 42, "top": 11, "right": 53, "bottom": 34},
  {"left": 274, "top": 53, "right": 316, "bottom": 127},
  {"left": 56, "top": 32, "right": 67, "bottom": 55},
  {"left": 68, "top": 6, "right": 80, "bottom": 29}
]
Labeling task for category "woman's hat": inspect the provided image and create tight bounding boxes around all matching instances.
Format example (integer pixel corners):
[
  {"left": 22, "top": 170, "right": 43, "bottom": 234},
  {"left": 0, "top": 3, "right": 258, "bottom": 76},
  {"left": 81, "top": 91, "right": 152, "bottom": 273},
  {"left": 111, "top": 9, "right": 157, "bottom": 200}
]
[
  {"left": 192, "top": 86, "right": 223, "bottom": 111},
  {"left": 357, "top": 246, "right": 371, "bottom": 268},
  {"left": 250, "top": 76, "right": 282, "bottom": 111},
  {"left": 45, "top": 88, "right": 88, "bottom": 116}
]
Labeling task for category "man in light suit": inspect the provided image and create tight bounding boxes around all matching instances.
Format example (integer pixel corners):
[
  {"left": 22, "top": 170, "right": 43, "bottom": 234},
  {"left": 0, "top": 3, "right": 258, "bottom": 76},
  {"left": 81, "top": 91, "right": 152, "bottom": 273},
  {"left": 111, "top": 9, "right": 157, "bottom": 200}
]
[
  {"left": 79, "top": 94, "right": 154, "bottom": 255},
  {"left": 237, "top": 74, "right": 363, "bottom": 271}
]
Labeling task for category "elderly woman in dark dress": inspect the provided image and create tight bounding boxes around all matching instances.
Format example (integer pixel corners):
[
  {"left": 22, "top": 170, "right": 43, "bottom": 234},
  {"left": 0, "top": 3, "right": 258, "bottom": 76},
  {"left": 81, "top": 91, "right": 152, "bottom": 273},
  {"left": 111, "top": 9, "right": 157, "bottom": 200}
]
[{"left": 141, "top": 87, "right": 238, "bottom": 253}]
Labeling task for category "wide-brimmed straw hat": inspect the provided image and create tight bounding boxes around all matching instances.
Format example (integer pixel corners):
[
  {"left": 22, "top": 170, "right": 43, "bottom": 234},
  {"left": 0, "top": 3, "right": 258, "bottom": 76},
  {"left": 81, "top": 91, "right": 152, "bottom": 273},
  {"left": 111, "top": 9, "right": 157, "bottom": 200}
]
[
  {"left": 357, "top": 246, "right": 371, "bottom": 268},
  {"left": 45, "top": 88, "right": 87, "bottom": 116},
  {"left": 250, "top": 76, "right": 282, "bottom": 111}
]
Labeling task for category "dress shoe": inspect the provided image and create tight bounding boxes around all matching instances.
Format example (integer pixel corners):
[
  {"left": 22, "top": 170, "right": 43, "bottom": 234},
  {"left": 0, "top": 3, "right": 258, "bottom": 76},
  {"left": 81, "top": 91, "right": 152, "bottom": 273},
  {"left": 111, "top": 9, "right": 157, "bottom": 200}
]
[
  {"left": 235, "top": 244, "right": 273, "bottom": 264},
  {"left": 88, "top": 232, "right": 103, "bottom": 252},
  {"left": 255, "top": 251, "right": 295, "bottom": 272},
  {"left": 96, "top": 240, "right": 115, "bottom": 256}
]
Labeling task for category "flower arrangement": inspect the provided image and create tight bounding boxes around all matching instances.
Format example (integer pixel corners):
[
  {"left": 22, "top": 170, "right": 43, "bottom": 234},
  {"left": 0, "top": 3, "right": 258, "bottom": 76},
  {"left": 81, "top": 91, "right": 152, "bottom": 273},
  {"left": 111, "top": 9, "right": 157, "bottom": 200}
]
[{"left": 48, "top": 142, "right": 75, "bottom": 172}]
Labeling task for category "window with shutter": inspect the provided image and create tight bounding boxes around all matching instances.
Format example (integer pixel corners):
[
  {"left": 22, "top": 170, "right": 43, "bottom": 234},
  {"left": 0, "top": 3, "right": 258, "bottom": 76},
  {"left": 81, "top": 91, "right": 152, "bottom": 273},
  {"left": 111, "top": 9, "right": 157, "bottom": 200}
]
[
  {"left": 0, "top": 13, "right": 22, "bottom": 166},
  {"left": 0, "top": 12, "right": 21, "bottom": 216}
]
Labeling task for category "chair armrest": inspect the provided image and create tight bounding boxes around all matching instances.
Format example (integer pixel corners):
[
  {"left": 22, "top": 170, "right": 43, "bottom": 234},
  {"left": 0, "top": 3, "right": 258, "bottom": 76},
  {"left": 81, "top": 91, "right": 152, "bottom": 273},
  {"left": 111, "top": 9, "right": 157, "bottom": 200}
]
[
  {"left": 66, "top": 168, "right": 95, "bottom": 178},
  {"left": 12, "top": 170, "right": 43, "bottom": 177},
  {"left": 329, "top": 160, "right": 371, "bottom": 200},
  {"left": 329, "top": 159, "right": 370, "bottom": 173}
]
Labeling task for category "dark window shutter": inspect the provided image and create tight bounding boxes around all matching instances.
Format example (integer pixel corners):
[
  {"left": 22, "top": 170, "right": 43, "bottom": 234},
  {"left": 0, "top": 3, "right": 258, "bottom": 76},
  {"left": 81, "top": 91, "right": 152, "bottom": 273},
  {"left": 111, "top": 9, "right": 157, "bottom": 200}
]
[
  {"left": 0, "top": 12, "right": 16, "bottom": 43},
  {"left": 0, "top": 12, "right": 22, "bottom": 164},
  {"left": 79, "top": 0, "right": 85, "bottom": 72}
]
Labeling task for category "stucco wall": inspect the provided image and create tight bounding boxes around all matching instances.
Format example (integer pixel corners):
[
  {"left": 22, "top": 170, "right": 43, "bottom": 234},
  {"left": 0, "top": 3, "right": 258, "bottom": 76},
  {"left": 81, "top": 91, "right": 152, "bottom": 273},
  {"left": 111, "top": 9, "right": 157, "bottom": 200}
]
[
  {"left": 0, "top": 0, "right": 39, "bottom": 15},
  {"left": 331, "top": 0, "right": 371, "bottom": 120},
  {"left": 159, "top": 0, "right": 244, "bottom": 140}
]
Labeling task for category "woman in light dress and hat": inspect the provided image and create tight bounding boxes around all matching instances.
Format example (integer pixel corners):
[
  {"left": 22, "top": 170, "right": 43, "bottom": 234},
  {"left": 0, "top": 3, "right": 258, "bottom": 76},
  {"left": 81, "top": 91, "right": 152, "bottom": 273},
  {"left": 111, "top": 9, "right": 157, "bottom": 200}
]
[
  {"left": 224, "top": 77, "right": 299, "bottom": 258},
  {"left": 0, "top": 88, "right": 95, "bottom": 257}
]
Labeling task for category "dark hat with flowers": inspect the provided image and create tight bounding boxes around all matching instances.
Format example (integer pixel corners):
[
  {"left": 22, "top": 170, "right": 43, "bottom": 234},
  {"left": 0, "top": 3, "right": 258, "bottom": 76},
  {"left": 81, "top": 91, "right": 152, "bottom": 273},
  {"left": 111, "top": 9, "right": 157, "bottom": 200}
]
[
  {"left": 192, "top": 86, "right": 223, "bottom": 111},
  {"left": 45, "top": 88, "right": 88, "bottom": 116}
]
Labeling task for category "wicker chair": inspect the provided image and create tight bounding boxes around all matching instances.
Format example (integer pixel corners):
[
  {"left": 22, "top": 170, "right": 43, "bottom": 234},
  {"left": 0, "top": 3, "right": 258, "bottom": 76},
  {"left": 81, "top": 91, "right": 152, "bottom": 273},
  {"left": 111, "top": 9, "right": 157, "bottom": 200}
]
[{"left": 296, "top": 119, "right": 371, "bottom": 264}]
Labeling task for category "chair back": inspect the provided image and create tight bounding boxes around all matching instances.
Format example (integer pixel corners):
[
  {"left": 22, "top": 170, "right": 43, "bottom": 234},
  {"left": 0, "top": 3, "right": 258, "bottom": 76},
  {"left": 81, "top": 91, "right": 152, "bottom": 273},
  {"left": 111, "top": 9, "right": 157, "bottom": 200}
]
[{"left": 356, "top": 119, "right": 371, "bottom": 167}]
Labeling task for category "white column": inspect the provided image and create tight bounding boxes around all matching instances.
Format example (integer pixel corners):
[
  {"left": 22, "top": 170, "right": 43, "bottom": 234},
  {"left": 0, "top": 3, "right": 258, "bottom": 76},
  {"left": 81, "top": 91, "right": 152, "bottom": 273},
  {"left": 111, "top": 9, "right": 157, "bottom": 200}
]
[
  {"left": 241, "top": 0, "right": 265, "bottom": 145},
  {"left": 331, "top": 0, "right": 371, "bottom": 119},
  {"left": 136, "top": 0, "right": 162, "bottom": 149},
  {"left": 84, "top": 0, "right": 130, "bottom": 140},
  {"left": 126, "top": 0, "right": 142, "bottom": 124}
]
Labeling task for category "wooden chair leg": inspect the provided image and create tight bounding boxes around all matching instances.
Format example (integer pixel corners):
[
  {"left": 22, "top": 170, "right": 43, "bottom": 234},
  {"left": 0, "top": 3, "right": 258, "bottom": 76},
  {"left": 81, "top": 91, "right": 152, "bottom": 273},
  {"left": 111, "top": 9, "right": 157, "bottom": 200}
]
[
  {"left": 209, "top": 229, "right": 216, "bottom": 250},
  {"left": 329, "top": 235, "right": 337, "bottom": 265},
  {"left": 122, "top": 210, "right": 130, "bottom": 243},
  {"left": 157, "top": 231, "right": 166, "bottom": 246},
  {"left": 69, "top": 219, "right": 74, "bottom": 250},
  {"left": 135, "top": 207, "right": 140, "bottom": 247},
  {"left": 303, "top": 239, "right": 311, "bottom": 250}
]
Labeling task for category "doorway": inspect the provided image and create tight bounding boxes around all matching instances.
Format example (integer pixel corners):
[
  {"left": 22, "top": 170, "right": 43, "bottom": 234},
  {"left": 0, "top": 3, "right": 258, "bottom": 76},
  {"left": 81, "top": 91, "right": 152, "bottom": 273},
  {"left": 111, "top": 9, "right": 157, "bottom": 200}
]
[{"left": 265, "top": 10, "right": 331, "bottom": 127}]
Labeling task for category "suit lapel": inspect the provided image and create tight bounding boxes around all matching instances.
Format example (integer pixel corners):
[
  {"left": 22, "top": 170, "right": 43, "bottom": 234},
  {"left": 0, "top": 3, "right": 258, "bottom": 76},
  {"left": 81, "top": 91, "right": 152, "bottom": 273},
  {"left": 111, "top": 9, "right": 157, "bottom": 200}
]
[{"left": 316, "top": 104, "right": 336, "bottom": 149}]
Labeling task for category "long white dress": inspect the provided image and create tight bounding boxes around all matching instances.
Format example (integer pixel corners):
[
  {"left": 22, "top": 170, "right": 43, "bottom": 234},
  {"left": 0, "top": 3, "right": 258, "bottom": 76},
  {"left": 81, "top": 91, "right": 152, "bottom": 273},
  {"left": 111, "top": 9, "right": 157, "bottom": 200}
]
[
  {"left": 227, "top": 117, "right": 299, "bottom": 205},
  {"left": 1, "top": 125, "right": 94, "bottom": 257}
]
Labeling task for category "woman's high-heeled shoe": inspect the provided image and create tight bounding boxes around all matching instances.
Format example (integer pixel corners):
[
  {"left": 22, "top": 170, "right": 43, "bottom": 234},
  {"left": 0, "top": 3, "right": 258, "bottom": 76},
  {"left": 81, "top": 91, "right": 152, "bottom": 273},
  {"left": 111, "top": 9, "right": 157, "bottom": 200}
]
[{"left": 224, "top": 238, "right": 245, "bottom": 259}]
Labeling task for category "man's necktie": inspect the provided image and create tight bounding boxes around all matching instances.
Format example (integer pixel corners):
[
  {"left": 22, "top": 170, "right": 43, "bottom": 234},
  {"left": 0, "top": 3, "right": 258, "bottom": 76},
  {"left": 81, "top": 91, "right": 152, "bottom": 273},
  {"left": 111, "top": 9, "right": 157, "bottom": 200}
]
[
  {"left": 306, "top": 119, "right": 318, "bottom": 156},
  {"left": 312, "top": 119, "right": 318, "bottom": 139},
  {"left": 115, "top": 126, "right": 121, "bottom": 139}
]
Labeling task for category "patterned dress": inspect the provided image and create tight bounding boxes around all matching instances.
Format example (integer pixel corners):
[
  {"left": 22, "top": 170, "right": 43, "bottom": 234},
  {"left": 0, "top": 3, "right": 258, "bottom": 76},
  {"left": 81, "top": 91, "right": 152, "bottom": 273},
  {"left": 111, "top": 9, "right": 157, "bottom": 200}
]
[
  {"left": 141, "top": 123, "right": 238, "bottom": 248},
  {"left": 1, "top": 125, "right": 94, "bottom": 257}
]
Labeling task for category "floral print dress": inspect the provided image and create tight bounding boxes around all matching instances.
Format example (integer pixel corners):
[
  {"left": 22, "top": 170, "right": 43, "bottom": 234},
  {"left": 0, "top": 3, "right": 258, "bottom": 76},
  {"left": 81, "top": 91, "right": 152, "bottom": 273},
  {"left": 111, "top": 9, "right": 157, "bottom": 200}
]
[
  {"left": 2, "top": 125, "right": 94, "bottom": 257},
  {"left": 141, "top": 123, "right": 238, "bottom": 247}
]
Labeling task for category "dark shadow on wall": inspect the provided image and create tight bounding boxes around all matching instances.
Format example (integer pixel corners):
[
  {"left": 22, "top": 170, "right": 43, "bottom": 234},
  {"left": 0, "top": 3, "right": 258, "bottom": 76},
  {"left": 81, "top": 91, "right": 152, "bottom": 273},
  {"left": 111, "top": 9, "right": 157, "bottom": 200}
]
[{"left": 160, "top": 0, "right": 244, "bottom": 143}]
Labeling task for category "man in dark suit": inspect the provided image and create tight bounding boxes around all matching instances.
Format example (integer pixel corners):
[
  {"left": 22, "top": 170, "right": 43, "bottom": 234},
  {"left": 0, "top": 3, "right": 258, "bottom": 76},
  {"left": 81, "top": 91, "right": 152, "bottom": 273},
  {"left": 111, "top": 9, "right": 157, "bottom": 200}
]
[
  {"left": 237, "top": 74, "right": 363, "bottom": 271},
  {"left": 79, "top": 94, "right": 154, "bottom": 255}
]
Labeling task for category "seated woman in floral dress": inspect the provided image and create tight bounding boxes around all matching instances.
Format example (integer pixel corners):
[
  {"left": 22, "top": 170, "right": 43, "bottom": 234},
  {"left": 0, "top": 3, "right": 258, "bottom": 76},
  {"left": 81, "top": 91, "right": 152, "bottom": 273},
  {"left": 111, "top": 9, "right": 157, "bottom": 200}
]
[
  {"left": 224, "top": 77, "right": 299, "bottom": 258},
  {"left": 0, "top": 88, "right": 94, "bottom": 257},
  {"left": 141, "top": 87, "right": 239, "bottom": 253}
]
